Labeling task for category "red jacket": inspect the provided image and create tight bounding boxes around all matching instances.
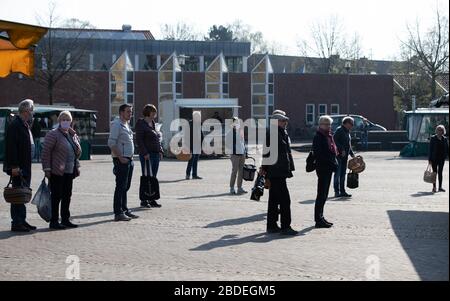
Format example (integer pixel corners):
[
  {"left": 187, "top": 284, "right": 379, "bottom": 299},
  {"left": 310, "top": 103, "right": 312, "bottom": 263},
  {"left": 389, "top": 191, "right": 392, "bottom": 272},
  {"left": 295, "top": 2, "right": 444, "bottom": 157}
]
[{"left": 41, "top": 128, "right": 82, "bottom": 176}]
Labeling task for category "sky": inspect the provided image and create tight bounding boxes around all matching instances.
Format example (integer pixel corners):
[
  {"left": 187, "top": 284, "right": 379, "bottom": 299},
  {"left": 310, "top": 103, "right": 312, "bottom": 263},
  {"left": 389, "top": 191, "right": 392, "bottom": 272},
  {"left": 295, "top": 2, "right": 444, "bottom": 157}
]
[{"left": 1, "top": 0, "right": 448, "bottom": 60}]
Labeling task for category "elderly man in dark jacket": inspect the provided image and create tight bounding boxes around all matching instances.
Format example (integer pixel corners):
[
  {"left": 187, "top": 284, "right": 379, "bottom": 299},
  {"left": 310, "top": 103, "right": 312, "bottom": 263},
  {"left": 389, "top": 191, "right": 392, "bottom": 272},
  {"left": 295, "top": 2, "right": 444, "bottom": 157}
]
[
  {"left": 333, "top": 116, "right": 355, "bottom": 198},
  {"left": 260, "top": 110, "right": 297, "bottom": 236},
  {"left": 3, "top": 99, "right": 37, "bottom": 232}
]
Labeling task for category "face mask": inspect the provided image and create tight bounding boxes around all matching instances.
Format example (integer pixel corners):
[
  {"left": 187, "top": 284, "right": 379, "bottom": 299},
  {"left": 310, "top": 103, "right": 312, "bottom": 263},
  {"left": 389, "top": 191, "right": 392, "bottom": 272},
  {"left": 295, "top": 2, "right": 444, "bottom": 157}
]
[
  {"left": 60, "top": 121, "right": 71, "bottom": 130},
  {"left": 234, "top": 124, "right": 241, "bottom": 130}
]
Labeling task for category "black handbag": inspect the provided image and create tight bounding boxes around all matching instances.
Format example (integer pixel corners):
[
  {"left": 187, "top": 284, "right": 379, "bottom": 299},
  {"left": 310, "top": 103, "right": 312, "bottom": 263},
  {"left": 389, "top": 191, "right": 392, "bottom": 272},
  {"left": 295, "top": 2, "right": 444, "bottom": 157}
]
[
  {"left": 347, "top": 172, "right": 359, "bottom": 189},
  {"left": 306, "top": 151, "right": 316, "bottom": 173},
  {"left": 139, "top": 159, "right": 160, "bottom": 201}
]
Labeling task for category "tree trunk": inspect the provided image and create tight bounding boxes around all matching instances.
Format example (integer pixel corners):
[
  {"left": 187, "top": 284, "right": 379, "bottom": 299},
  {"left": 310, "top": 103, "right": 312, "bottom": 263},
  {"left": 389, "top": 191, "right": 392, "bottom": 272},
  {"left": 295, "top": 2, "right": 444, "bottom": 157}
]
[
  {"left": 430, "top": 72, "right": 437, "bottom": 100},
  {"left": 48, "top": 80, "right": 54, "bottom": 105}
]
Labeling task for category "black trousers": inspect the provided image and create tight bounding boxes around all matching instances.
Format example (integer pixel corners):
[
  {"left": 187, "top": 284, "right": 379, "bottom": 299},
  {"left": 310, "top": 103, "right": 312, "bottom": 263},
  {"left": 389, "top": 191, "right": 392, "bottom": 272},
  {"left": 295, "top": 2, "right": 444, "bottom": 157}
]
[
  {"left": 315, "top": 168, "right": 333, "bottom": 222},
  {"left": 113, "top": 158, "right": 134, "bottom": 215},
  {"left": 267, "top": 177, "right": 292, "bottom": 230},
  {"left": 10, "top": 170, "right": 31, "bottom": 226},
  {"left": 50, "top": 173, "right": 74, "bottom": 223},
  {"left": 432, "top": 160, "right": 446, "bottom": 189}
]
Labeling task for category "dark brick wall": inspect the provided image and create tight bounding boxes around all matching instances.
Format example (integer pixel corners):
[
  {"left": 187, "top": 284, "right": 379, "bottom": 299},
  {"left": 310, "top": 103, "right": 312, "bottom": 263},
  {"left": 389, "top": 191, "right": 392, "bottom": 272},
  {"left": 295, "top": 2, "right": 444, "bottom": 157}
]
[{"left": 229, "top": 73, "right": 251, "bottom": 120}]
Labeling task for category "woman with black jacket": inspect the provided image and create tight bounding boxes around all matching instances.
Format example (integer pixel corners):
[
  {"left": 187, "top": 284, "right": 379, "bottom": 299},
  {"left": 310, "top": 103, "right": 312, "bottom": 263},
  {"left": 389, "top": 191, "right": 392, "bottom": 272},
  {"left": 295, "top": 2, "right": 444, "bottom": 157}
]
[
  {"left": 429, "top": 125, "right": 449, "bottom": 193},
  {"left": 312, "top": 116, "right": 338, "bottom": 228}
]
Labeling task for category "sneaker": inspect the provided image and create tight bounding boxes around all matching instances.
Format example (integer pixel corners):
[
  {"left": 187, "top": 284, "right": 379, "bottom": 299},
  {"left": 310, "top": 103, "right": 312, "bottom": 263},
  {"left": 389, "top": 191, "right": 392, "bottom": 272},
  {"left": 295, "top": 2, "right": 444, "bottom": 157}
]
[
  {"left": 230, "top": 187, "right": 236, "bottom": 195},
  {"left": 11, "top": 224, "right": 30, "bottom": 232},
  {"left": 140, "top": 201, "right": 152, "bottom": 208},
  {"left": 49, "top": 222, "right": 66, "bottom": 230},
  {"left": 315, "top": 220, "right": 332, "bottom": 229},
  {"left": 237, "top": 188, "right": 248, "bottom": 195},
  {"left": 124, "top": 212, "right": 139, "bottom": 219},
  {"left": 24, "top": 222, "right": 37, "bottom": 231},
  {"left": 192, "top": 176, "right": 203, "bottom": 180},
  {"left": 61, "top": 221, "right": 78, "bottom": 228},
  {"left": 149, "top": 200, "right": 162, "bottom": 208},
  {"left": 114, "top": 214, "right": 131, "bottom": 222},
  {"left": 280, "top": 227, "right": 298, "bottom": 236}
]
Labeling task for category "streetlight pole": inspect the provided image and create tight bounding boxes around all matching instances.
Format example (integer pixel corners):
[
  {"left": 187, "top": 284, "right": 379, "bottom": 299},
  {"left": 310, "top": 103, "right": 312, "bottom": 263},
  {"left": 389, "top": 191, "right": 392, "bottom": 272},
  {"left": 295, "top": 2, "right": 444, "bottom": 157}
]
[{"left": 345, "top": 62, "right": 351, "bottom": 114}]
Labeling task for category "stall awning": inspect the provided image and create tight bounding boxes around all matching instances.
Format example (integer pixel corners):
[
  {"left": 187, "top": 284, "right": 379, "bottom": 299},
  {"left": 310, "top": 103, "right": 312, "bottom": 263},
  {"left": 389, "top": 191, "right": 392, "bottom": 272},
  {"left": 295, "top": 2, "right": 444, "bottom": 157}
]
[
  {"left": 0, "top": 20, "right": 48, "bottom": 78},
  {"left": 176, "top": 98, "right": 241, "bottom": 109}
]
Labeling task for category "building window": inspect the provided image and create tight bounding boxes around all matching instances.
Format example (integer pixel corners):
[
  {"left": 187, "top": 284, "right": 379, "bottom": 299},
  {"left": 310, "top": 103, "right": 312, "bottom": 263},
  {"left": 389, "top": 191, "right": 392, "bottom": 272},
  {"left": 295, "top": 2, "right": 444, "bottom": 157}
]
[
  {"left": 331, "top": 104, "right": 340, "bottom": 115},
  {"left": 306, "top": 104, "right": 315, "bottom": 125},
  {"left": 89, "top": 53, "right": 94, "bottom": 71},
  {"left": 319, "top": 104, "right": 327, "bottom": 116},
  {"left": 205, "top": 54, "right": 229, "bottom": 99},
  {"left": 251, "top": 55, "right": 274, "bottom": 122},
  {"left": 110, "top": 51, "right": 134, "bottom": 123}
]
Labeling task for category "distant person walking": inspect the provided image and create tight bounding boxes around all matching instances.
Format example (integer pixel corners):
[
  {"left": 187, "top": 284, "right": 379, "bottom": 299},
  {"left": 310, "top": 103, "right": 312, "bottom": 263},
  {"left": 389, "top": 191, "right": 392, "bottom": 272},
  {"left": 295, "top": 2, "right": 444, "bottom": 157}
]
[
  {"left": 3, "top": 99, "right": 37, "bottom": 232},
  {"left": 108, "top": 104, "right": 139, "bottom": 222},
  {"left": 429, "top": 125, "right": 449, "bottom": 193},
  {"left": 186, "top": 111, "right": 203, "bottom": 180},
  {"left": 41, "top": 111, "right": 82, "bottom": 230},
  {"left": 227, "top": 117, "right": 247, "bottom": 195},
  {"left": 31, "top": 117, "right": 42, "bottom": 162},
  {"left": 313, "top": 116, "right": 338, "bottom": 228},
  {"left": 333, "top": 116, "right": 355, "bottom": 198},
  {"left": 260, "top": 110, "right": 297, "bottom": 236},
  {"left": 136, "top": 104, "right": 163, "bottom": 208}
]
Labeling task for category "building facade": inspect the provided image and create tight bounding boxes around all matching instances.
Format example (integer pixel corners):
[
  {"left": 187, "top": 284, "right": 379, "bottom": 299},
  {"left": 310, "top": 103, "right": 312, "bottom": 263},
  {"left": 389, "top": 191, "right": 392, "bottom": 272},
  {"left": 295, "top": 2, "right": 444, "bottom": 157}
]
[{"left": 0, "top": 26, "right": 396, "bottom": 144}]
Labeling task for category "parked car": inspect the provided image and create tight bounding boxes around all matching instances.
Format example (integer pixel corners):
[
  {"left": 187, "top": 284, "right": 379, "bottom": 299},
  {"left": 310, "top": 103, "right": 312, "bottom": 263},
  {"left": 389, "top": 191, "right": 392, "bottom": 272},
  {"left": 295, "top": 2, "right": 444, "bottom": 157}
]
[{"left": 329, "top": 114, "right": 386, "bottom": 142}]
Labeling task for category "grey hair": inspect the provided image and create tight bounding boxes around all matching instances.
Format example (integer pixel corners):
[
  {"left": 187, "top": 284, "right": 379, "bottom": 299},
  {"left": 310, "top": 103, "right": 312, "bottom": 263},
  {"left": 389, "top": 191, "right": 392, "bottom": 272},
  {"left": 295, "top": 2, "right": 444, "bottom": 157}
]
[
  {"left": 58, "top": 110, "right": 73, "bottom": 122},
  {"left": 319, "top": 115, "right": 333, "bottom": 125},
  {"left": 18, "top": 99, "right": 34, "bottom": 114},
  {"left": 436, "top": 125, "right": 447, "bottom": 135},
  {"left": 342, "top": 116, "right": 355, "bottom": 125}
]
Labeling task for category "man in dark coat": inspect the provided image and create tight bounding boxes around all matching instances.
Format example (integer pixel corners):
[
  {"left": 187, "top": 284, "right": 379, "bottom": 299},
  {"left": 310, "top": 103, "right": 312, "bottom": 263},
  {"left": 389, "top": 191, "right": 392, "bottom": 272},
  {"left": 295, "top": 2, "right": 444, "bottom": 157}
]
[
  {"left": 333, "top": 116, "right": 355, "bottom": 198},
  {"left": 260, "top": 110, "right": 297, "bottom": 236},
  {"left": 3, "top": 99, "right": 37, "bottom": 232}
]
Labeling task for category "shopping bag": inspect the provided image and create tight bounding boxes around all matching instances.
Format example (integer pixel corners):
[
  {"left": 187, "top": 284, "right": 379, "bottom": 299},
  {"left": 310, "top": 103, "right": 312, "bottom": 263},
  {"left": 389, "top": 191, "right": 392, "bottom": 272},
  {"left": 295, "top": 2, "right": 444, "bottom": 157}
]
[
  {"left": 31, "top": 178, "right": 52, "bottom": 222},
  {"left": 139, "top": 159, "right": 160, "bottom": 201},
  {"left": 347, "top": 172, "right": 359, "bottom": 189},
  {"left": 423, "top": 164, "right": 437, "bottom": 184}
]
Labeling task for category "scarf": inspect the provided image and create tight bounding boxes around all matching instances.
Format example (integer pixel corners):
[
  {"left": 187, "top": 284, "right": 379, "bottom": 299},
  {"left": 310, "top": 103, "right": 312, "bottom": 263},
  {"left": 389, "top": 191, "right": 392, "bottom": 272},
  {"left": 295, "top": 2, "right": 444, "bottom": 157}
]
[{"left": 318, "top": 128, "right": 338, "bottom": 155}]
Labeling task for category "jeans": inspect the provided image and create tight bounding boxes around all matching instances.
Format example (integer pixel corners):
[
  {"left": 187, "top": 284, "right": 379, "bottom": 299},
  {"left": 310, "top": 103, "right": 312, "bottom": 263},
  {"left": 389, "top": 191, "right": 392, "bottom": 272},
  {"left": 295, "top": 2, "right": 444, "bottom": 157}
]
[
  {"left": 432, "top": 160, "right": 446, "bottom": 189},
  {"left": 267, "top": 177, "right": 292, "bottom": 230},
  {"left": 230, "top": 155, "right": 245, "bottom": 188},
  {"left": 139, "top": 153, "right": 160, "bottom": 177},
  {"left": 113, "top": 158, "right": 134, "bottom": 216},
  {"left": 10, "top": 169, "right": 31, "bottom": 226},
  {"left": 50, "top": 173, "right": 74, "bottom": 223},
  {"left": 361, "top": 133, "right": 368, "bottom": 150},
  {"left": 186, "top": 154, "right": 200, "bottom": 177},
  {"left": 334, "top": 156, "right": 348, "bottom": 195},
  {"left": 315, "top": 168, "right": 333, "bottom": 222}
]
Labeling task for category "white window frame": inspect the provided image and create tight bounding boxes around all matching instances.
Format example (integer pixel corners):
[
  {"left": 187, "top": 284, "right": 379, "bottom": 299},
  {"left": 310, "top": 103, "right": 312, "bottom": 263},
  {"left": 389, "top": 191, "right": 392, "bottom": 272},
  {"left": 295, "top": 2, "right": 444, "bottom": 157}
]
[
  {"left": 331, "top": 104, "right": 340, "bottom": 115},
  {"left": 306, "top": 104, "right": 315, "bottom": 125},
  {"left": 319, "top": 104, "right": 327, "bottom": 116}
]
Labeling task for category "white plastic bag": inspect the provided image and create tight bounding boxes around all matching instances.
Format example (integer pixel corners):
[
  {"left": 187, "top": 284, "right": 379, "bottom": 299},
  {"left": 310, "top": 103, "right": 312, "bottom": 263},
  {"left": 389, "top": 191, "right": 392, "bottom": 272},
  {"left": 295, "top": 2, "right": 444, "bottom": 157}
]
[{"left": 31, "top": 178, "right": 52, "bottom": 222}]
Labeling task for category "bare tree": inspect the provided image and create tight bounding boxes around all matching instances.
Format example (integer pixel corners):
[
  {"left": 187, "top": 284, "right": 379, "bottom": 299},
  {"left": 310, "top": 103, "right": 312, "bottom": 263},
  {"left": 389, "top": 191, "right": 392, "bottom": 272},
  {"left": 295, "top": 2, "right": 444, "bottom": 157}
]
[
  {"left": 298, "top": 15, "right": 365, "bottom": 73},
  {"left": 401, "top": 8, "right": 449, "bottom": 99},
  {"left": 160, "top": 22, "right": 201, "bottom": 41},
  {"left": 35, "top": 3, "right": 95, "bottom": 104}
]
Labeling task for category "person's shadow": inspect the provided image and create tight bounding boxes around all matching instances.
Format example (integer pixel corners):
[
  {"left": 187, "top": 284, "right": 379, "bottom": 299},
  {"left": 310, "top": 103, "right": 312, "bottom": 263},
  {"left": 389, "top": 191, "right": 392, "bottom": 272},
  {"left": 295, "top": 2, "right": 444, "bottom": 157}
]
[{"left": 411, "top": 192, "right": 435, "bottom": 197}]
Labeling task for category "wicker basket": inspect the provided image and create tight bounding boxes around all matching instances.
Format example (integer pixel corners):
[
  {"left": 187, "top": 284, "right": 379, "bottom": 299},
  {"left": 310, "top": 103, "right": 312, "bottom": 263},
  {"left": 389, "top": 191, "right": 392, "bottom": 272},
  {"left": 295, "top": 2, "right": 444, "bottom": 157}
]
[
  {"left": 176, "top": 149, "right": 193, "bottom": 161},
  {"left": 348, "top": 155, "right": 366, "bottom": 174},
  {"left": 3, "top": 177, "right": 32, "bottom": 205}
]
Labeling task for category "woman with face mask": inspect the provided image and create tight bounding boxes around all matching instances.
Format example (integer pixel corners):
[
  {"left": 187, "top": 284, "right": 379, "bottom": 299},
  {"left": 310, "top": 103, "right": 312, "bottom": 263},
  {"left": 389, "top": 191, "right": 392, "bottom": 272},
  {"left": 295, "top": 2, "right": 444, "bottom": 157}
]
[{"left": 41, "top": 111, "right": 82, "bottom": 230}]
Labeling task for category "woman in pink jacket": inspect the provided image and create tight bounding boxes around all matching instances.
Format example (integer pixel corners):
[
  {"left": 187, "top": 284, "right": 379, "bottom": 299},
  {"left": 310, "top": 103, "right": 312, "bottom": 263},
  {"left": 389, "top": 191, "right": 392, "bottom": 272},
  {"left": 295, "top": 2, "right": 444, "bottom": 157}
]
[{"left": 41, "top": 111, "right": 82, "bottom": 230}]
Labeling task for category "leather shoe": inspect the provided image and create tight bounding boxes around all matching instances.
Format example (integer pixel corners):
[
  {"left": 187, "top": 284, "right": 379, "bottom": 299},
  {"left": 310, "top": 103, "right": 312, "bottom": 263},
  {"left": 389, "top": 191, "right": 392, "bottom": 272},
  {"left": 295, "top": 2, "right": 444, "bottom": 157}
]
[
  {"left": 149, "top": 200, "right": 162, "bottom": 208},
  {"left": 24, "top": 222, "right": 37, "bottom": 231},
  {"left": 315, "top": 220, "right": 332, "bottom": 229},
  {"left": 114, "top": 214, "right": 131, "bottom": 222},
  {"left": 280, "top": 227, "right": 298, "bottom": 236},
  {"left": 49, "top": 222, "right": 66, "bottom": 230},
  {"left": 11, "top": 224, "right": 30, "bottom": 232},
  {"left": 124, "top": 212, "right": 139, "bottom": 219},
  {"left": 61, "top": 221, "right": 78, "bottom": 228}
]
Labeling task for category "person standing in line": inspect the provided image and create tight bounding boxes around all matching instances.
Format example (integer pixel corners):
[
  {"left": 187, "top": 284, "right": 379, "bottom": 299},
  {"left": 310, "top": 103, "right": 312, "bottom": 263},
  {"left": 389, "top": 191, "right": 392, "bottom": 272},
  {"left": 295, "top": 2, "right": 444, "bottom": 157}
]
[
  {"left": 108, "top": 104, "right": 139, "bottom": 222},
  {"left": 186, "top": 111, "right": 203, "bottom": 180},
  {"left": 333, "top": 116, "right": 356, "bottom": 198},
  {"left": 360, "top": 118, "right": 369, "bottom": 151},
  {"left": 136, "top": 104, "right": 163, "bottom": 208},
  {"left": 260, "top": 110, "right": 298, "bottom": 236},
  {"left": 3, "top": 99, "right": 37, "bottom": 232},
  {"left": 313, "top": 116, "right": 339, "bottom": 228},
  {"left": 41, "top": 111, "right": 82, "bottom": 230},
  {"left": 227, "top": 117, "right": 247, "bottom": 195},
  {"left": 429, "top": 125, "right": 449, "bottom": 193},
  {"left": 31, "top": 117, "right": 42, "bottom": 162}
]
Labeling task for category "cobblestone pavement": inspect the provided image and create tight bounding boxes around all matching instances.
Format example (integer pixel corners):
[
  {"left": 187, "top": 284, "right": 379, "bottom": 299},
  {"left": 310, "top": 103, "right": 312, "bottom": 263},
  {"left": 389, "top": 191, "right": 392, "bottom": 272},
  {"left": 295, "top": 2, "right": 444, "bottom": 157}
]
[{"left": 0, "top": 152, "right": 448, "bottom": 281}]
